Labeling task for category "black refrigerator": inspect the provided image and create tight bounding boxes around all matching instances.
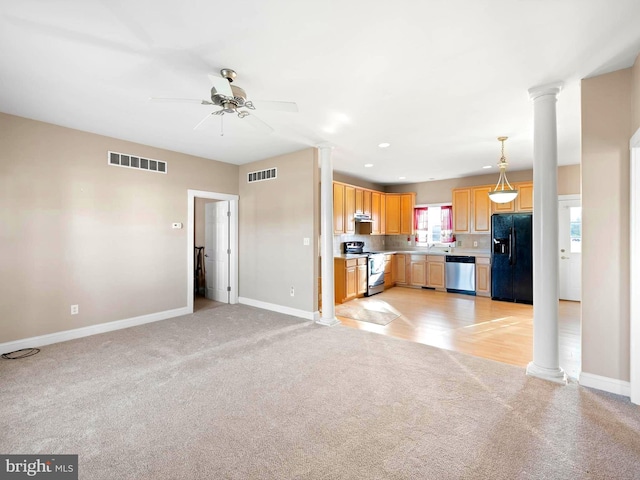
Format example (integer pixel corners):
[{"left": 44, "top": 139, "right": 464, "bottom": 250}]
[{"left": 491, "top": 213, "right": 533, "bottom": 304}]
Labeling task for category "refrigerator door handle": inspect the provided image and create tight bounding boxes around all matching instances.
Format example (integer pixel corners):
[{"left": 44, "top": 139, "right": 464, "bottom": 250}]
[
  {"left": 508, "top": 231, "right": 512, "bottom": 265},
  {"left": 512, "top": 228, "right": 517, "bottom": 265}
]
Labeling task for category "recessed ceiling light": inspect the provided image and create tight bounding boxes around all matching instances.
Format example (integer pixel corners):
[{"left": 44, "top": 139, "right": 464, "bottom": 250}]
[
  {"left": 398, "top": 176, "right": 406, "bottom": 180},
  {"left": 378, "top": 142, "right": 391, "bottom": 148},
  {"left": 364, "top": 163, "right": 374, "bottom": 168},
  {"left": 482, "top": 165, "right": 492, "bottom": 169}
]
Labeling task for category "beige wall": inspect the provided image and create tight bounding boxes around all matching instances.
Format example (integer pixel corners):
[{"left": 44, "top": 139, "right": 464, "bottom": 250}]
[
  {"left": 581, "top": 68, "right": 633, "bottom": 381},
  {"left": 238, "top": 148, "right": 319, "bottom": 313},
  {"left": 0, "top": 113, "right": 239, "bottom": 343},
  {"left": 333, "top": 172, "right": 384, "bottom": 191},
  {"left": 385, "top": 165, "right": 580, "bottom": 205}
]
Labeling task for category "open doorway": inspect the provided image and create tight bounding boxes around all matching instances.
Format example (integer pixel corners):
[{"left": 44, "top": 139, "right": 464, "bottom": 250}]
[
  {"left": 194, "top": 199, "right": 230, "bottom": 312},
  {"left": 187, "top": 189, "right": 239, "bottom": 314}
]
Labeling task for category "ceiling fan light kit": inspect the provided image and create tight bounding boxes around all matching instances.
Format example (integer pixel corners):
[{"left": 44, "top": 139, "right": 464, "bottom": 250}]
[
  {"left": 151, "top": 68, "right": 298, "bottom": 133},
  {"left": 488, "top": 136, "right": 519, "bottom": 204}
]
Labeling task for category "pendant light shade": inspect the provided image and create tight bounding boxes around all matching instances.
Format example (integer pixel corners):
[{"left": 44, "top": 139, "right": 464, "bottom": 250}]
[{"left": 488, "top": 136, "right": 519, "bottom": 204}]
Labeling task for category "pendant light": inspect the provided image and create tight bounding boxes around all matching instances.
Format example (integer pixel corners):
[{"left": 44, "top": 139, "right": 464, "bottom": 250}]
[{"left": 488, "top": 136, "right": 519, "bottom": 204}]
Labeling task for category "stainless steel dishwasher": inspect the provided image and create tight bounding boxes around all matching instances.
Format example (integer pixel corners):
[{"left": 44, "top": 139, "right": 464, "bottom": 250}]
[{"left": 445, "top": 255, "right": 476, "bottom": 295}]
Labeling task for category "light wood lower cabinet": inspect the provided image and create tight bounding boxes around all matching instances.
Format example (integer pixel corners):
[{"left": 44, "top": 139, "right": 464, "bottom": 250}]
[
  {"left": 384, "top": 254, "right": 394, "bottom": 288},
  {"left": 396, "top": 254, "right": 408, "bottom": 285},
  {"left": 357, "top": 260, "right": 368, "bottom": 296},
  {"left": 426, "top": 255, "right": 445, "bottom": 290},
  {"left": 410, "top": 255, "right": 426, "bottom": 287},
  {"left": 335, "top": 257, "right": 368, "bottom": 303},
  {"left": 475, "top": 257, "right": 491, "bottom": 297}
]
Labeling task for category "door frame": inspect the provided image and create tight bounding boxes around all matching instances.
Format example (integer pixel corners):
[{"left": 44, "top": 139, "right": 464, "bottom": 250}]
[
  {"left": 630, "top": 128, "right": 640, "bottom": 405},
  {"left": 187, "top": 189, "right": 239, "bottom": 313},
  {"left": 557, "top": 194, "right": 581, "bottom": 302}
]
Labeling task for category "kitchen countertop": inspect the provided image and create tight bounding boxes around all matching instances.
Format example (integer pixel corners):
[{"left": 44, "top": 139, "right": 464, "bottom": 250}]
[{"left": 335, "top": 249, "right": 491, "bottom": 259}]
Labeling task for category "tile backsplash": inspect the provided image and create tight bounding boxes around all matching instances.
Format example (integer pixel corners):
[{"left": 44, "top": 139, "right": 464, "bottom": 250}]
[
  {"left": 334, "top": 233, "right": 491, "bottom": 254},
  {"left": 333, "top": 234, "right": 386, "bottom": 254}
]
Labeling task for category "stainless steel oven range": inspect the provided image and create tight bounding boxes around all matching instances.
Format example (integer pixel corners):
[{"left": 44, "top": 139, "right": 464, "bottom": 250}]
[{"left": 343, "top": 241, "right": 386, "bottom": 297}]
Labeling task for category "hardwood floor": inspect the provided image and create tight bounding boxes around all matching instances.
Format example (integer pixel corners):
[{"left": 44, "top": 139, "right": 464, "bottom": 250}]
[{"left": 336, "top": 287, "right": 581, "bottom": 379}]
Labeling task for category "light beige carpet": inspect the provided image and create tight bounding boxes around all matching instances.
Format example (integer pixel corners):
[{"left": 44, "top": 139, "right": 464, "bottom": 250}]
[
  {"left": 1, "top": 304, "right": 639, "bottom": 479},
  {"left": 335, "top": 299, "right": 400, "bottom": 325}
]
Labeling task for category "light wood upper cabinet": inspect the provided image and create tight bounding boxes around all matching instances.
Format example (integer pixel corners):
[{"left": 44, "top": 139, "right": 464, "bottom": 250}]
[
  {"left": 364, "top": 190, "right": 372, "bottom": 216},
  {"left": 387, "top": 193, "right": 415, "bottom": 235},
  {"left": 333, "top": 183, "right": 345, "bottom": 234},
  {"left": 344, "top": 185, "right": 356, "bottom": 234},
  {"left": 516, "top": 182, "right": 533, "bottom": 212},
  {"left": 455, "top": 182, "right": 534, "bottom": 232},
  {"left": 386, "top": 194, "right": 401, "bottom": 234},
  {"left": 333, "top": 182, "right": 413, "bottom": 237},
  {"left": 355, "top": 188, "right": 364, "bottom": 214},
  {"left": 472, "top": 186, "right": 492, "bottom": 234},
  {"left": 380, "top": 192, "right": 386, "bottom": 234},
  {"left": 371, "top": 191, "right": 381, "bottom": 234},
  {"left": 452, "top": 188, "right": 471, "bottom": 233},
  {"left": 400, "top": 193, "right": 415, "bottom": 235}
]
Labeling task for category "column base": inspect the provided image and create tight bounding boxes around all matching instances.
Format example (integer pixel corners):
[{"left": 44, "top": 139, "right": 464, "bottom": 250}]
[
  {"left": 316, "top": 317, "right": 341, "bottom": 327},
  {"left": 526, "top": 362, "right": 567, "bottom": 385}
]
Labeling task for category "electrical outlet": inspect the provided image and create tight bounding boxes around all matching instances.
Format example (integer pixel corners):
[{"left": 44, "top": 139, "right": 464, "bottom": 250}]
[
  {"left": 303, "top": 238, "right": 310, "bottom": 246},
  {"left": 71, "top": 304, "right": 79, "bottom": 315},
  {"left": 290, "top": 287, "right": 295, "bottom": 297},
  {"left": 473, "top": 241, "right": 478, "bottom": 247},
  {"left": 457, "top": 240, "right": 462, "bottom": 247}
]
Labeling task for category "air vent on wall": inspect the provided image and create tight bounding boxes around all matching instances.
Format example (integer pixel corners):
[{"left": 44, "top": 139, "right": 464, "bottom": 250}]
[
  {"left": 108, "top": 151, "right": 167, "bottom": 174},
  {"left": 247, "top": 167, "right": 277, "bottom": 183}
]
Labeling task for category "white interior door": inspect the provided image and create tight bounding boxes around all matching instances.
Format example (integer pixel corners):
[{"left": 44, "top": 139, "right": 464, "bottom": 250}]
[
  {"left": 558, "top": 197, "right": 582, "bottom": 301},
  {"left": 205, "top": 201, "right": 230, "bottom": 303},
  {"left": 204, "top": 202, "right": 216, "bottom": 300}
]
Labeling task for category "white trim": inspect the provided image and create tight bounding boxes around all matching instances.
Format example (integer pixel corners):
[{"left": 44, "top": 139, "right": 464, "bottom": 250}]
[
  {"left": 629, "top": 128, "right": 640, "bottom": 405},
  {"left": 0, "top": 307, "right": 189, "bottom": 355},
  {"left": 187, "top": 190, "right": 239, "bottom": 315},
  {"left": 558, "top": 193, "right": 581, "bottom": 201},
  {"left": 238, "top": 297, "right": 319, "bottom": 321},
  {"left": 415, "top": 202, "right": 453, "bottom": 208},
  {"left": 579, "top": 372, "right": 631, "bottom": 398}
]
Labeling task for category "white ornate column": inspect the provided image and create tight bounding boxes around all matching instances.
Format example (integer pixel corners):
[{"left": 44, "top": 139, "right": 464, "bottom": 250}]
[
  {"left": 317, "top": 145, "right": 340, "bottom": 326},
  {"left": 526, "top": 83, "right": 566, "bottom": 384}
]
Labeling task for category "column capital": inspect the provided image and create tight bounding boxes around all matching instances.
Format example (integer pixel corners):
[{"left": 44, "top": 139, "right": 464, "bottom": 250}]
[
  {"left": 316, "top": 142, "right": 335, "bottom": 151},
  {"left": 528, "top": 82, "right": 564, "bottom": 101}
]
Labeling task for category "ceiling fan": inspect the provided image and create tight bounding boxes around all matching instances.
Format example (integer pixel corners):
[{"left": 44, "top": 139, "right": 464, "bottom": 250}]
[{"left": 150, "top": 68, "right": 298, "bottom": 134}]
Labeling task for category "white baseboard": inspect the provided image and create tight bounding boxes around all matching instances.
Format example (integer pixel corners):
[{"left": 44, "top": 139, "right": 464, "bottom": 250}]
[
  {"left": 0, "top": 306, "right": 190, "bottom": 355},
  {"left": 579, "top": 372, "right": 631, "bottom": 397},
  {"left": 238, "top": 297, "right": 317, "bottom": 321}
]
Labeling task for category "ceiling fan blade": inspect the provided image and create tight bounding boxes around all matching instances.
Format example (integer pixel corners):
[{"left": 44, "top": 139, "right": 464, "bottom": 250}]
[
  {"left": 193, "top": 112, "right": 218, "bottom": 130},
  {"left": 149, "top": 97, "right": 213, "bottom": 105},
  {"left": 251, "top": 100, "right": 299, "bottom": 113},
  {"left": 208, "top": 74, "right": 233, "bottom": 98},
  {"left": 243, "top": 114, "right": 274, "bottom": 134}
]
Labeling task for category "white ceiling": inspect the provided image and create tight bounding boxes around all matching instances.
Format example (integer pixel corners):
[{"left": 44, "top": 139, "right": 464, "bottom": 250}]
[{"left": 1, "top": 1, "right": 640, "bottom": 185}]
